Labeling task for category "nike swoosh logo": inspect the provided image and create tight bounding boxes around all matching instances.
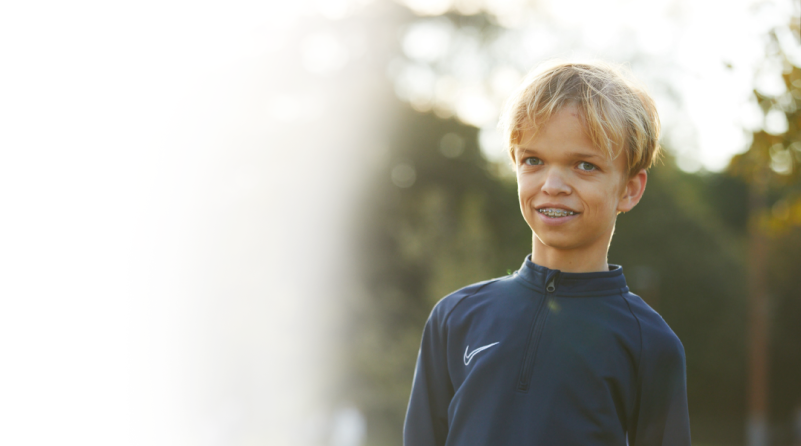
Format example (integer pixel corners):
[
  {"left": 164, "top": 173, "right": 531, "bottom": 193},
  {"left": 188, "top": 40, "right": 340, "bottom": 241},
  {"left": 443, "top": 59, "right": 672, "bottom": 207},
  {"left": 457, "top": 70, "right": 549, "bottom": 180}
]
[{"left": 463, "top": 342, "right": 500, "bottom": 365}]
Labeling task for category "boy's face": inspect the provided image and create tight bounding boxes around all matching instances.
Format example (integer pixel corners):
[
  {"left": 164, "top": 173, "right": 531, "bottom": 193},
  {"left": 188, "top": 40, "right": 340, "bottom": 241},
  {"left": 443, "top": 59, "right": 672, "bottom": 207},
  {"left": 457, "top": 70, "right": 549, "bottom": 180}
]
[{"left": 514, "top": 105, "right": 646, "bottom": 258}]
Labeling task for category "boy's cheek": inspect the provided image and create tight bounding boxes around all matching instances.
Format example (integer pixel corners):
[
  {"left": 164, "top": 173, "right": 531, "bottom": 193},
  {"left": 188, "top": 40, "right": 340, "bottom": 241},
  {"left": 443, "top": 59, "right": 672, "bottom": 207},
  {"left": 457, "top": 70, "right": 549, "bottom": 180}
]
[
  {"left": 516, "top": 174, "right": 537, "bottom": 193},
  {"left": 517, "top": 188, "right": 535, "bottom": 209},
  {"left": 518, "top": 189, "right": 540, "bottom": 210}
]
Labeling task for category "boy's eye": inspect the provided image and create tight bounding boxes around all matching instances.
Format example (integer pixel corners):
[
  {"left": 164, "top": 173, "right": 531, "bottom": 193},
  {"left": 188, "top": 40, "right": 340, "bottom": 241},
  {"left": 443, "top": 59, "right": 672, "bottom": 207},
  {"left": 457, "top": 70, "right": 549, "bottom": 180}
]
[
  {"left": 578, "top": 161, "right": 596, "bottom": 171},
  {"left": 523, "top": 157, "right": 543, "bottom": 166}
]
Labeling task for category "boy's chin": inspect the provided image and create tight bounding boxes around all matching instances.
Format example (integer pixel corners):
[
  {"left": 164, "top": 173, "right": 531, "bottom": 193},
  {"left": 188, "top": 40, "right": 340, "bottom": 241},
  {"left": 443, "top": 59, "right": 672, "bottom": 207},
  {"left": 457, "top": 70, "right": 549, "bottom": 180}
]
[
  {"left": 532, "top": 232, "right": 591, "bottom": 252},
  {"left": 535, "top": 239, "right": 580, "bottom": 252},
  {"left": 532, "top": 227, "right": 614, "bottom": 254}
]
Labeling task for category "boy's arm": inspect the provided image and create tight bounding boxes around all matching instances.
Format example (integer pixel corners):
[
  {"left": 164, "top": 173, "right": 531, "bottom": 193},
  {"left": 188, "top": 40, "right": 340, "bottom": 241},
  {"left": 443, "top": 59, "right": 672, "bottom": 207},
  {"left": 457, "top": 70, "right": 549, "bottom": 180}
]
[
  {"left": 403, "top": 302, "right": 453, "bottom": 446},
  {"left": 629, "top": 330, "right": 691, "bottom": 446}
]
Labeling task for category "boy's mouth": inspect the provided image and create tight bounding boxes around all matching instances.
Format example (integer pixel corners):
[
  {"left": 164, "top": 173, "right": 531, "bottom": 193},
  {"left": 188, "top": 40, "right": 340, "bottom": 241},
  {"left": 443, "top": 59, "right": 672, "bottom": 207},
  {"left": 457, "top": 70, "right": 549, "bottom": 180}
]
[{"left": 536, "top": 207, "right": 577, "bottom": 218}]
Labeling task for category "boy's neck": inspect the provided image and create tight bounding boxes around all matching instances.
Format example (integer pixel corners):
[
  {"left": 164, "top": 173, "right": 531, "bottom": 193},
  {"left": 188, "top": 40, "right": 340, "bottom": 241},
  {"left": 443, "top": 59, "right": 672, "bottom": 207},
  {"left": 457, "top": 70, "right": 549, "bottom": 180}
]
[{"left": 531, "top": 235, "right": 610, "bottom": 273}]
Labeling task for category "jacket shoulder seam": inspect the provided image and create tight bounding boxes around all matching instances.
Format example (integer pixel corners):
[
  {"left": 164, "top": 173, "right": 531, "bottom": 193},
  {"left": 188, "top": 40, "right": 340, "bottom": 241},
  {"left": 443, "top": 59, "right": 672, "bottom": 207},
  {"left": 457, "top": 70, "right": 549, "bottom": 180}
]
[
  {"left": 619, "top": 291, "right": 644, "bottom": 439},
  {"left": 440, "top": 278, "right": 501, "bottom": 328},
  {"left": 619, "top": 291, "right": 644, "bottom": 375}
]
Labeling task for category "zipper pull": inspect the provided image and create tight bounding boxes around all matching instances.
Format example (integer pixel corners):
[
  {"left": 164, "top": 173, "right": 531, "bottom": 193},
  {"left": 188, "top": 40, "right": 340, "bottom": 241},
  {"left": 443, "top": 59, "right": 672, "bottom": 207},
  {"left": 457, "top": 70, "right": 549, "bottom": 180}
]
[{"left": 545, "top": 270, "right": 559, "bottom": 293}]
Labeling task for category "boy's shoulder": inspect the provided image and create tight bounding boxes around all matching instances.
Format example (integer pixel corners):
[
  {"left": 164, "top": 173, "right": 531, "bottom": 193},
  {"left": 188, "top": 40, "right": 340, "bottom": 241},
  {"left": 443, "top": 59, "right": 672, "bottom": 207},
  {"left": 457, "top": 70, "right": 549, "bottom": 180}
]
[
  {"left": 621, "top": 291, "right": 686, "bottom": 360},
  {"left": 428, "top": 275, "right": 514, "bottom": 326}
]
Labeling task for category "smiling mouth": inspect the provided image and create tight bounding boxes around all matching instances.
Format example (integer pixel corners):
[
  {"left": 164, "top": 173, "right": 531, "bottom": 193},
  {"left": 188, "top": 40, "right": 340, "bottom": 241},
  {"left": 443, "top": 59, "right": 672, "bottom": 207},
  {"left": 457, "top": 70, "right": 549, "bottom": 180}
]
[{"left": 537, "top": 208, "right": 577, "bottom": 218}]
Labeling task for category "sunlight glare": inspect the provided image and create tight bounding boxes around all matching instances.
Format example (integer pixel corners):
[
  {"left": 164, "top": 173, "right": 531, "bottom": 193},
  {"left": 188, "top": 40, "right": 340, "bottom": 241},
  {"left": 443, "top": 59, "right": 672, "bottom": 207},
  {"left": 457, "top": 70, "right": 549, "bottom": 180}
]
[
  {"left": 456, "top": 86, "right": 497, "bottom": 128},
  {"left": 302, "top": 32, "right": 350, "bottom": 75},
  {"left": 479, "top": 126, "right": 505, "bottom": 162},
  {"left": 765, "top": 108, "right": 790, "bottom": 135},
  {"left": 547, "top": 0, "right": 621, "bottom": 26},
  {"left": 402, "top": 19, "right": 453, "bottom": 63},
  {"left": 398, "top": 0, "right": 452, "bottom": 16}
]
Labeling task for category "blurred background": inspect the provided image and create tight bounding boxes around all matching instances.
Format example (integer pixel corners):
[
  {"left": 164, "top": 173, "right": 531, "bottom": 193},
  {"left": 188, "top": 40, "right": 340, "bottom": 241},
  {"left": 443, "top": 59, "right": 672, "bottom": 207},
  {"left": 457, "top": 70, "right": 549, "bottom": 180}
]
[{"left": 0, "top": 0, "right": 800, "bottom": 445}]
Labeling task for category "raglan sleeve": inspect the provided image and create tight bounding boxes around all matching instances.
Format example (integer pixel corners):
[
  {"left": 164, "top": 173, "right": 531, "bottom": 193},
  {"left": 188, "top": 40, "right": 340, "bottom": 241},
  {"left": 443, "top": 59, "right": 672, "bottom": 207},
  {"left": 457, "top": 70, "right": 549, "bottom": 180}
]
[
  {"left": 629, "top": 327, "right": 691, "bottom": 446},
  {"left": 403, "top": 301, "right": 453, "bottom": 446}
]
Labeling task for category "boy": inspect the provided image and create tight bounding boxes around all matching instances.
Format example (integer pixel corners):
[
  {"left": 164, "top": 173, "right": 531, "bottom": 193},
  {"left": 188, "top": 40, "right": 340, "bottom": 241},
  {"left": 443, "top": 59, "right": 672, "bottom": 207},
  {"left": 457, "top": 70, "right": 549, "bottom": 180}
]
[{"left": 403, "top": 61, "right": 691, "bottom": 445}]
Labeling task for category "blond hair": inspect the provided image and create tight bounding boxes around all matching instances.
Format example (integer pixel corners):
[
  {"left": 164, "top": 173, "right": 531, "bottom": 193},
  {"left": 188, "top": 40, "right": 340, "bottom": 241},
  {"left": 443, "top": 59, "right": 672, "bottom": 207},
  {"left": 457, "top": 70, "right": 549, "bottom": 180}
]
[{"left": 499, "top": 60, "right": 661, "bottom": 177}]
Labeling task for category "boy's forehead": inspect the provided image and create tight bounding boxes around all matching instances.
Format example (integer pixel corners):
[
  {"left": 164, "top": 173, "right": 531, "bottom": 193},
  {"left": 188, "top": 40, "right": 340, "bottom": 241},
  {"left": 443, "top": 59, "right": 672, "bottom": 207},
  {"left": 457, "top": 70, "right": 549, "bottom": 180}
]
[
  {"left": 515, "top": 124, "right": 607, "bottom": 157},
  {"left": 514, "top": 137, "right": 605, "bottom": 154},
  {"left": 518, "top": 110, "right": 626, "bottom": 156}
]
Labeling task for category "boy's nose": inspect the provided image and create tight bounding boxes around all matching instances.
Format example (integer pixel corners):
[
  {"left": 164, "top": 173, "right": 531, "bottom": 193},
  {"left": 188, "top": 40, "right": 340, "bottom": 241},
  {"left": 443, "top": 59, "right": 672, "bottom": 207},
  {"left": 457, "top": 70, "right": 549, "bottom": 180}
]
[{"left": 541, "top": 168, "right": 571, "bottom": 195}]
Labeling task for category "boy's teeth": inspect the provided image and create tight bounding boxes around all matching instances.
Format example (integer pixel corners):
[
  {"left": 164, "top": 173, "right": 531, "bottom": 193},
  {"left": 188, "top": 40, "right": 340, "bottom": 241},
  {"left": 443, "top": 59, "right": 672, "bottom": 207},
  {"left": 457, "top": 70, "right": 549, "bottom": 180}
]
[{"left": 537, "top": 208, "right": 575, "bottom": 217}]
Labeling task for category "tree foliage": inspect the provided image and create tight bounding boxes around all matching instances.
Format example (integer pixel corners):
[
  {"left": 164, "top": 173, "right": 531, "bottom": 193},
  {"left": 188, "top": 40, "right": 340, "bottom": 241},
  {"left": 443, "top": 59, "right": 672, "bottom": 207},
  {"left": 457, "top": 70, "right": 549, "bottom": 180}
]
[{"left": 726, "top": 25, "right": 801, "bottom": 438}]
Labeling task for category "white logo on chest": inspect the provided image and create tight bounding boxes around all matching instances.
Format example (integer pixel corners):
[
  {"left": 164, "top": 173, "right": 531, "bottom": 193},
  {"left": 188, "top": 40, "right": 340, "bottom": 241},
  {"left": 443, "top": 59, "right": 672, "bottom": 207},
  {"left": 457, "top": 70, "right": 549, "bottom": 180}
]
[{"left": 463, "top": 342, "right": 500, "bottom": 365}]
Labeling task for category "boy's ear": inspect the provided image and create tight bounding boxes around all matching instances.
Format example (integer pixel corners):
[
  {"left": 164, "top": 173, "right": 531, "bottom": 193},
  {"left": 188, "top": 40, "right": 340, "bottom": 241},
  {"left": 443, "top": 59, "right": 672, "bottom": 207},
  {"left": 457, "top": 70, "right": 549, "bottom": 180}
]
[{"left": 617, "top": 169, "right": 647, "bottom": 214}]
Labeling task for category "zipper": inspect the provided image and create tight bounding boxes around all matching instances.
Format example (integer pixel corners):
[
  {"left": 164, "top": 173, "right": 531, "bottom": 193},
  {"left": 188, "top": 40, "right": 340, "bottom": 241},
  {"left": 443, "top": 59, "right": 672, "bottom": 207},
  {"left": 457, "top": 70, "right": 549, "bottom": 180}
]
[{"left": 517, "top": 272, "right": 558, "bottom": 392}]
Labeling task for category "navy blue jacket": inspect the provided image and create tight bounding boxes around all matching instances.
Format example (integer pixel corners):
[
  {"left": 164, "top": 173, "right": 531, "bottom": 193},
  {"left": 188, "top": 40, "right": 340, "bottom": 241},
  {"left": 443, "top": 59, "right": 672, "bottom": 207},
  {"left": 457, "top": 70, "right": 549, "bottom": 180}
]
[{"left": 404, "top": 255, "right": 691, "bottom": 445}]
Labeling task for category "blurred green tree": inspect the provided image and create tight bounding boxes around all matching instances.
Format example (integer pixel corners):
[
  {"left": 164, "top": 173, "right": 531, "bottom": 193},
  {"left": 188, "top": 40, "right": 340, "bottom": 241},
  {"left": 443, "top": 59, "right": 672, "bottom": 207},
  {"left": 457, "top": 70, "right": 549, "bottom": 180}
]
[{"left": 727, "top": 23, "right": 801, "bottom": 446}]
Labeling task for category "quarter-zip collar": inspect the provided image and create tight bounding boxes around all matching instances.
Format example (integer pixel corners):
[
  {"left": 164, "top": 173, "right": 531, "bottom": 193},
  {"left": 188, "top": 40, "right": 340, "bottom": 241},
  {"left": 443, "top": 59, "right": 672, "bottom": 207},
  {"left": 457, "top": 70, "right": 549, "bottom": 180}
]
[{"left": 515, "top": 254, "right": 628, "bottom": 296}]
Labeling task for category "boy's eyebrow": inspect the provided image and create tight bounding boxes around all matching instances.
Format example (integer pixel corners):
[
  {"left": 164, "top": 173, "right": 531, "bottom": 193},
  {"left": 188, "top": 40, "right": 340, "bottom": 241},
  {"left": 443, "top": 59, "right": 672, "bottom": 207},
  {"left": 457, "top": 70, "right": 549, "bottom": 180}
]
[
  {"left": 565, "top": 151, "right": 604, "bottom": 160},
  {"left": 515, "top": 147, "right": 537, "bottom": 156},
  {"left": 516, "top": 147, "right": 605, "bottom": 160}
]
